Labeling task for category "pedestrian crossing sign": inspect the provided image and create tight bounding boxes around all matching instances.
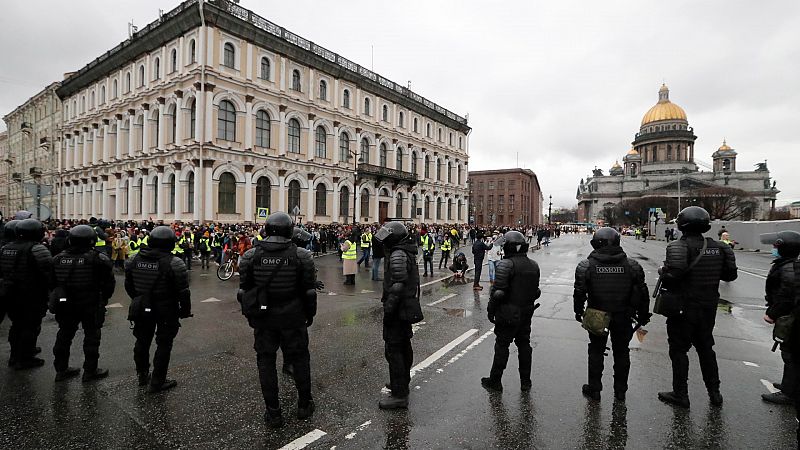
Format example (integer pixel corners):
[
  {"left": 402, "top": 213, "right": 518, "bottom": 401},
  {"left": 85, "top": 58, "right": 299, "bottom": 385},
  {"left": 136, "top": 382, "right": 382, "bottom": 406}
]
[{"left": 257, "top": 207, "right": 269, "bottom": 219}]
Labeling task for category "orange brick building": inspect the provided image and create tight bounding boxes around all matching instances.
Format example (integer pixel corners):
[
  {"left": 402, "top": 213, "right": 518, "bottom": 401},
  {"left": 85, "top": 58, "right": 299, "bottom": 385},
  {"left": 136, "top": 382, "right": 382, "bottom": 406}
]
[{"left": 468, "top": 168, "right": 543, "bottom": 226}]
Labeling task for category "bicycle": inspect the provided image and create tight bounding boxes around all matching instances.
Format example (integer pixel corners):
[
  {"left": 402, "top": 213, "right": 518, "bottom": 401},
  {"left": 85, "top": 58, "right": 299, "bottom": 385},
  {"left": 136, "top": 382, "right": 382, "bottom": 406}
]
[{"left": 217, "top": 249, "right": 240, "bottom": 281}]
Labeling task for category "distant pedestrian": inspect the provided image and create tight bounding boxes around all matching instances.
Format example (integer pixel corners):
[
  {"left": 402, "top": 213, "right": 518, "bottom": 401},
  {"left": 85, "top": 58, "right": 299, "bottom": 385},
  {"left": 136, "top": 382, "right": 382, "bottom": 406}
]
[
  {"left": 341, "top": 232, "right": 358, "bottom": 285},
  {"left": 472, "top": 233, "right": 492, "bottom": 291}
]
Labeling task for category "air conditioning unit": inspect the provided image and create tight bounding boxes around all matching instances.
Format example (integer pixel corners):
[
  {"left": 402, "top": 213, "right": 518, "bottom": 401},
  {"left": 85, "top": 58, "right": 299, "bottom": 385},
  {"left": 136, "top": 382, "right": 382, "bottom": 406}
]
[{"left": 12, "top": 172, "right": 22, "bottom": 181}]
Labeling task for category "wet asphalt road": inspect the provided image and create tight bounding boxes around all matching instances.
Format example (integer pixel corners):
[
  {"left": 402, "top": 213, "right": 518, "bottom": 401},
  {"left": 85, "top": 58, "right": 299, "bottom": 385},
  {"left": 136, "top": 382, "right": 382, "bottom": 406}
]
[{"left": 0, "top": 235, "right": 796, "bottom": 449}]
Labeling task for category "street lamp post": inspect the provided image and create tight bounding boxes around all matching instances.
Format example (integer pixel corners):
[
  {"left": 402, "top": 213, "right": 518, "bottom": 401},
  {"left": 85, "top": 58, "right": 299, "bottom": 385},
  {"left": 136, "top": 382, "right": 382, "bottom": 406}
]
[
  {"left": 547, "top": 195, "right": 553, "bottom": 225},
  {"left": 348, "top": 150, "right": 362, "bottom": 225}
]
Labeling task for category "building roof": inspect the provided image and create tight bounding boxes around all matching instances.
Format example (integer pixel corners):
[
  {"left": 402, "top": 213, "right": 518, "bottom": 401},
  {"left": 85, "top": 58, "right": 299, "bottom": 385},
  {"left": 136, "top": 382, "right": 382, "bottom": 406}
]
[
  {"left": 2, "top": 81, "right": 61, "bottom": 123},
  {"left": 468, "top": 168, "right": 537, "bottom": 177},
  {"left": 641, "top": 84, "right": 687, "bottom": 126}
]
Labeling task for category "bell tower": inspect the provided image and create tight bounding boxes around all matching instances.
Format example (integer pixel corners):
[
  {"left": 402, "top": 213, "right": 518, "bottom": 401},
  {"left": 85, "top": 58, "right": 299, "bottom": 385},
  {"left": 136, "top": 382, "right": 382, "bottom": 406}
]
[{"left": 712, "top": 139, "right": 737, "bottom": 174}]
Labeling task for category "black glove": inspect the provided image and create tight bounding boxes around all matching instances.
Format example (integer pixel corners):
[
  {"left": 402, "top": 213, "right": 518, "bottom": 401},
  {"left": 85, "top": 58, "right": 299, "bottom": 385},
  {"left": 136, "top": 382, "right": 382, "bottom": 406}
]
[
  {"left": 306, "top": 317, "right": 314, "bottom": 327},
  {"left": 178, "top": 307, "right": 192, "bottom": 319},
  {"left": 575, "top": 313, "right": 583, "bottom": 323},
  {"left": 315, "top": 280, "right": 325, "bottom": 291},
  {"left": 488, "top": 312, "right": 495, "bottom": 324},
  {"left": 637, "top": 312, "right": 652, "bottom": 327}
]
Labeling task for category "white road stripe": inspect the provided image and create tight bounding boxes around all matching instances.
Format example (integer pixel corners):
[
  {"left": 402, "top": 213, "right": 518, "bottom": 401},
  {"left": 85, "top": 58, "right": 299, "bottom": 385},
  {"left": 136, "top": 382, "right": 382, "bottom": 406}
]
[
  {"left": 106, "top": 303, "right": 123, "bottom": 308},
  {"left": 201, "top": 297, "right": 221, "bottom": 303},
  {"left": 760, "top": 379, "right": 779, "bottom": 394},
  {"left": 279, "top": 429, "right": 327, "bottom": 450},
  {"left": 739, "top": 269, "right": 767, "bottom": 280},
  {"left": 443, "top": 328, "right": 495, "bottom": 367},
  {"left": 742, "top": 361, "right": 760, "bottom": 367},
  {"left": 427, "top": 293, "right": 457, "bottom": 307},
  {"left": 409, "top": 329, "right": 478, "bottom": 379}
]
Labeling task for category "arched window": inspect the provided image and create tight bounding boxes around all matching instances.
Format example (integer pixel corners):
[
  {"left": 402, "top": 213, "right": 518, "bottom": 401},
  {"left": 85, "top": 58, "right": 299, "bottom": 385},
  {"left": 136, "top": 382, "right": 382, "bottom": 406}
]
[
  {"left": 218, "top": 172, "right": 236, "bottom": 214},
  {"left": 288, "top": 118, "right": 301, "bottom": 153},
  {"left": 125, "top": 72, "right": 131, "bottom": 93},
  {"left": 426, "top": 123, "right": 431, "bottom": 137},
  {"left": 137, "top": 178, "right": 143, "bottom": 214},
  {"left": 81, "top": 96, "right": 85, "bottom": 113},
  {"left": 255, "top": 110, "right": 271, "bottom": 147},
  {"left": 457, "top": 165, "right": 462, "bottom": 185},
  {"left": 398, "top": 111, "right": 404, "bottom": 127},
  {"left": 437, "top": 198, "right": 443, "bottom": 219},
  {"left": 667, "top": 145, "right": 672, "bottom": 160},
  {"left": 153, "top": 57, "right": 160, "bottom": 79},
  {"left": 315, "top": 184, "right": 327, "bottom": 216},
  {"left": 112, "top": 79, "right": 118, "bottom": 98},
  {"left": 171, "top": 49, "right": 177, "bottom": 73},
  {"left": 722, "top": 159, "right": 731, "bottom": 171},
  {"left": 217, "top": 100, "right": 236, "bottom": 141},
  {"left": 379, "top": 143, "right": 387, "bottom": 167},
  {"left": 396, "top": 193, "right": 403, "bottom": 218},
  {"left": 438, "top": 128, "right": 442, "bottom": 141},
  {"left": 413, "top": 118, "right": 418, "bottom": 133},
  {"left": 100, "top": 86, "right": 105, "bottom": 104},
  {"left": 447, "top": 162, "right": 453, "bottom": 183},
  {"left": 360, "top": 138, "right": 369, "bottom": 163},
  {"left": 288, "top": 180, "right": 301, "bottom": 212},
  {"left": 256, "top": 177, "right": 271, "bottom": 209},
  {"left": 343, "top": 89, "right": 350, "bottom": 108},
  {"left": 396, "top": 148, "right": 403, "bottom": 170},
  {"left": 292, "top": 70, "right": 301, "bottom": 91},
  {"left": 223, "top": 42, "right": 235, "bottom": 68},
  {"left": 447, "top": 199, "right": 453, "bottom": 220},
  {"left": 187, "top": 172, "right": 195, "bottom": 213},
  {"left": 189, "top": 39, "right": 196, "bottom": 63},
  {"left": 319, "top": 80, "right": 327, "bottom": 100},
  {"left": 339, "top": 132, "right": 350, "bottom": 162},
  {"left": 424, "top": 155, "right": 430, "bottom": 178},
  {"left": 360, "top": 189, "right": 370, "bottom": 217},
  {"left": 167, "top": 174, "right": 176, "bottom": 213},
  {"left": 458, "top": 200, "right": 463, "bottom": 220},
  {"left": 449, "top": 132, "right": 453, "bottom": 146},
  {"left": 169, "top": 105, "right": 177, "bottom": 143},
  {"left": 138, "top": 65, "right": 145, "bottom": 87},
  {"left": 364, "top": 97, "right": 370, "bottom": 115},
  {"left": 90, "top": 92, "right": 95, "bottom": 109},
  {"left": 315, "top": 126, "right": 327, "bottom": 158},
  {"left": 425, "top": 196, "right": 432, "bottom": 219},
  {"left": 64, "top": 104, "right": 69, "bottom": 120},
  {"left": 382, "top": 105, "right": 388, "bottom": 122},
  {"left": 260, "top": 57, "right": 270, "bottom": 80},
  {"left": 339, "top": 186, "right": 350, "bottom": 218},
  {"left": 629, "top": 163, "right": 637, "bottom": 176},
  {"left": 189, "top": 99, "right": 196, "bottom": 139},
  {"left": 458, "top": 136, "right": 463, "bottom": 149},
  {"left": 411, "top": 151, "right": 418, "bottom": 175},
  {"left": 411, "top": 194, "right": 418, "bottom": 218},
  {"left": 436, "top": 158, "right": 442, "bottom": 180}
]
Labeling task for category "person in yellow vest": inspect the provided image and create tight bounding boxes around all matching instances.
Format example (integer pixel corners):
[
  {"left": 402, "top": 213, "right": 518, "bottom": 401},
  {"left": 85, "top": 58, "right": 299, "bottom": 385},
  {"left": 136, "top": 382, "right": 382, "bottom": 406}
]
[
  {"left": 128, "top": 231, "right": 143, "bottom": 257},
  {"left": 439, "top": 236, "right": 453, "bottom": 270},
  {"left": 341, "top": 231, "right": 358, "bottom": 285},
  {"left": 419, "top": 228, "right": 436, "bottom": 277},
  {"left": 357, "top": 228, "right": 372, "bottom": 269},
  {"left": 197, "top": 232, "right": 212, "bottom": 269}
]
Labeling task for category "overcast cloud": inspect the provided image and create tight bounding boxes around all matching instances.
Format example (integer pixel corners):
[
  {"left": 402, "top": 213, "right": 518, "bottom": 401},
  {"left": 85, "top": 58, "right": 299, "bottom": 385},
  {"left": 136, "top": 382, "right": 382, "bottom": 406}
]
[{"left": 1, "top": 0, "right": 798, "bottom": 208}]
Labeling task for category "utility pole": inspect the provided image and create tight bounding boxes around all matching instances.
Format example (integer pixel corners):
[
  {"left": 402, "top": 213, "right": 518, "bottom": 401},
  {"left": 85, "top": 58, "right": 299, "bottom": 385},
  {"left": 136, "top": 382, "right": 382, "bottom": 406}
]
[{"left": 547, "top": 195, "right": 552, "bottom": 225}]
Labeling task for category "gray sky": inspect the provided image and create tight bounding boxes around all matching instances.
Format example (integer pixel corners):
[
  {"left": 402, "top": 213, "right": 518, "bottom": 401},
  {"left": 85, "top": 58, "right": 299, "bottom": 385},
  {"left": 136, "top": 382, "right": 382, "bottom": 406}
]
[{"left": 1, "top": 0, "right": 798, "bottom": 208}]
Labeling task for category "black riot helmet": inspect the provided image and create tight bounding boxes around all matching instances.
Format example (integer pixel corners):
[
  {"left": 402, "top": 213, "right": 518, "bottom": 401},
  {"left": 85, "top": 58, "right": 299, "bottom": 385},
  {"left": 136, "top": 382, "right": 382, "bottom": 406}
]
[
  {"left": 292, "top": 227, "right": 312, "bottom": 247},
  {"left": 16, "top": 218, "right": 44, "bottom": 242},
  {"left": 148, "top": 226, "right": 176, "bottom": 250},
  {"left": 14, "top": 210, "right": 33, "bottom": 220},
  {"left": 502, "top": 230, "right": 528, "bottom": 255},
  {"left": 4, "top": 219, "right": 20, "bottom": 241},
  {"left": 676, "top": 206, "right": 711, "bottom": 234},
  {"left": 68, "top": 224, "right": 97, "bottom": 249},
  {"left": 374, "top": 221, "right": 409, "bottom": 250},
  {"left": 264, "top": 212, "right": 294, "bottom": 242},
  {"left": 590, "top": 227, "right": 621, "bottom": 249},
  {"left": 760, "top": 230, "right": 800, "bottom": 258}
]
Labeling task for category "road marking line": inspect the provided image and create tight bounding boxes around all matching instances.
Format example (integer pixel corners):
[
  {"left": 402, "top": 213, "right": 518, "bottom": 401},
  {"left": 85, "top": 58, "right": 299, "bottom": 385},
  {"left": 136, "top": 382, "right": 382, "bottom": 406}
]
[
  {"left": 760, "top": 379, "right": 779, "bottom": 394},
  {"left": 409, "top": 328, "right": 478, "bottom": 379},
  {"left": 444, "top": 328, "right": 495, "bottom": 367},
  {"left": 279, "top": 429, "right": 327, "bottom": 450},
  {"left": 411, "top": 322, "right": 426, "bottom": 334},
  {"left": 360, "top": 289, "right": 375, "bottom": 294},
  {"left": 420, "top": 264, "right": 484, "bottom": 287},
  {"left": 739, "top": 269, "right": 767, "bottom": 280},
  {"left": 427, "top": 293, "right": 457, "bottom": 307},
  {"left": 201, "top": 297, "right": 221, "bottom": 303},
  {"left": 742, "top": 361, "right": 759, "bottom": 367},
  {"left": 106, "top": 303, "right": 123, "bottom": 308}
]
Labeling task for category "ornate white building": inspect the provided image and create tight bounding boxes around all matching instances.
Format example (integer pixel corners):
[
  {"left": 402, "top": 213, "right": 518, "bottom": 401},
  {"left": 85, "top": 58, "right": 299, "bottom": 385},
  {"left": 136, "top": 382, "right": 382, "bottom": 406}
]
[
  {"left": 577, "top": 84, "right": 778, "bottom": 222},
  {"left": 56, "top": 0, "right": 470, "bottom": 224}
]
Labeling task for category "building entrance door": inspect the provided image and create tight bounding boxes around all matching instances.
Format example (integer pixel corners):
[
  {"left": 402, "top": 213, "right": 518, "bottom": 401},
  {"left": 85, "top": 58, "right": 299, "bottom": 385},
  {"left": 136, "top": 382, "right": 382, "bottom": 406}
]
[{"left": 379, "top": 201, "right": 389, "bottom": 223}]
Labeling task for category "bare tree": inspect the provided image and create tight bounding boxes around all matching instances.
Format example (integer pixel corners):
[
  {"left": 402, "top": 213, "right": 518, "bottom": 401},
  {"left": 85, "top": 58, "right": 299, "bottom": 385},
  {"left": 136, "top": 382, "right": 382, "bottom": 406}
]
[{"left": 691, "top": 187, "right": 752, "bottom": 220}]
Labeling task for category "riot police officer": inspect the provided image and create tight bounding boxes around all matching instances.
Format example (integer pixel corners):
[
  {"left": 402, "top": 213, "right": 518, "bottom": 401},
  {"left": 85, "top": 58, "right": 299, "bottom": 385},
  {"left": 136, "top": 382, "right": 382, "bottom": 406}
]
[
  {"left": 0, "top": 218, "right": 53, "bottom": 369},
  {"left": 573, "top": 227, "right": 650, "bottom": 402},
  {"left": 657, "top": 206, "right": 737, "bottom": 408},
  {"left": 0, "top": 220, "right": 19, "bottom": 328},
  {"left": 238, "top": 213, "right": 318, "bottom": 428},
  {"left": 374, "top": 221, "right": 422, "bottom": 409},
  {"left": 760, "top": 230, "right": 800, "bottom": 405},
  {"left": 124, "top": 225, "right": 191, "bottom": 393},
  {"left": 482, "top": 231, "right": 540, "bottom": 392},
  {"left": 51, "top": 225, "right": 116, "bottom": 382}
]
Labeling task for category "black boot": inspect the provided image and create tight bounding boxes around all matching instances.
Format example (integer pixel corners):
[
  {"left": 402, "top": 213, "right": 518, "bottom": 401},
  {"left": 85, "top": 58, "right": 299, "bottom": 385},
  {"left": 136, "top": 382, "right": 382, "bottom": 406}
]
[
  {"left": 82, "top": 368, "right": 109, "bottom": 382},
  {"left": 708, "top": 390, "right": 723, "bottom": 406},
  {"left": 297, "top": 400, "right": 315, "bottom": 420},
  {"left": 137, "top": 371, "right": 151, "bottom": 387},
  {"left": 481, "top": 377, "right": 503, "bottom": 392},
  {"left": 148, "top": 379, "right": 178, "bottom": 393},
  {"left": 55, "top": 367, "right": 81, "bottom": 382},
  {"left": 658, "top": 391, "right": 690, "bottom": 408},
  {"left": 379, "top": 395, "right": 409, "bottom": 409},
  {"left": 264, "top": 407, "right": 284, "bottom": 428},
  {"left": 14, "top": 357, "right": 45, "bottom": 370},
  {"left": 582, "top": 384, "right": 601, "bottom": 401},
  {"left": 521, "top": 379, "right": 532, "bottom": 391},
  {"left": 614, "top": 391, "right": 626, "bottom": 402}
]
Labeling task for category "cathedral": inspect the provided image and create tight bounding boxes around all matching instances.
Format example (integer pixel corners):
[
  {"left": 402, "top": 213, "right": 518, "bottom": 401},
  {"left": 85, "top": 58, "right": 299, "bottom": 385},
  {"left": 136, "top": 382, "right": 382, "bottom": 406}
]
[{"left": 576, "top": 84, "right": 778, "bottom": 223}]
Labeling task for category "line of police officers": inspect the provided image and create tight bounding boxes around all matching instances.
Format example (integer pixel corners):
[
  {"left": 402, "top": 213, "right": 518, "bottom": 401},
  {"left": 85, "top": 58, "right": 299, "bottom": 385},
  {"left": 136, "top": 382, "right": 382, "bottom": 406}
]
[{"left": 1, "top": 207, "right": 798, "bottom": 444}]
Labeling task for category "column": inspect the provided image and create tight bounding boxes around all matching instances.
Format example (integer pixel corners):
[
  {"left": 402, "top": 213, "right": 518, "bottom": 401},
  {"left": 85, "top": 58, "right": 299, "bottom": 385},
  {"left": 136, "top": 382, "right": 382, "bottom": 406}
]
[
  {"left": 193, "top": 167, "right": 201, "bottom": 223},
  {"left": 278, "top": 109, "right": 287, "bottom": 156},
  {"left": 204, "top": 90, "right": 214, "bottom": 142},
  {"left": 278, "top": 176, "right": 286, "bottom": 212},
  {"left": 244, "top": 98, "right": 253, "bottom": 149},
  {"left": 101, "top": 183, "right": 110, "bottom": 218},
  {"left": 83, "top": 183, "right": 91, "bottom": 217},
  {"left": 354, "top": 188, "right": 361, "bottom": 220},
  {"left": 332, "top": 184, "right": 340, "bottom": 223},
  {"left": 373, "top": 189, "right": 379, "bottom": 223},
  {"left": 115, "top": 179, "right": 122, "bottom": 220},
  {"left": 63, "top": 184, "right": 70, "bottom": 218},
  {"left": 203, "top": 164, "right": 213, "bottom": 222},
  {"left": 141, "top": 175, "right": 150, "bottom": 219},
  {"left": 332, "top": 127, "right": 340, "bottom": 164},
  {"left": 194, "top": 100, "right": 203, "bottom": 143},
  {"left": 307, "top": 123, "right": 315, "bottom": 161},
  {"left": 244, "top": 169, "right": 253, "bottom": 221},
  {"left": 128, "top": 115, "right": 136, "bottom": 158},
  {"left": 74, "top": 135, "right": 81, "bottom": 168},
  {"left": 157, "top": 104, "right": 166, "bottom": 151},
  {"left": 307, "top": 69, "right": 314, "bottom": 102},
  {"left": 116, "top": 117, "right": 124, "bottom": 160},
  {"left": 156, "top": 172, "right": 165, "bottom": 219},
  {"left": 73, "top": 184, "right": 80, "bottom": 219},
  {"left": 174, "top": 104, "right": 184, "bottom": 145},
  {"left": 85, "top": 132, "right": 93, "bottom": 166},
  {"left": 127, "top": 178, "right": 135, "bottom": 220},
  {"left": 143, "top": 113, "right": 151, "bottom": 154},
  {"left": 65, "top": 138, "right": 73, "bottom": 170},
  {"left": 103, "top": 124, "right": 111, "bottom": 162},
  {"left": 174, "top": 173, "right": 183, "bottom": 222},
  {"left": 306, "top": 181, "right": 314, "bottom": 221}
]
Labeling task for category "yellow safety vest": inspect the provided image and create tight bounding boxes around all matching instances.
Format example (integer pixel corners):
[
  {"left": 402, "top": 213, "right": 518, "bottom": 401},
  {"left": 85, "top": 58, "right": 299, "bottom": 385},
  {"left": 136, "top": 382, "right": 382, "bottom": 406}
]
[
  {"left": 129, "top": 238, "right": 141, "bottom": 256},
  {"left": 420, "top": 235, "right": 433, "bottom": 250},
  {"left": 256, "top": 235, "right": 264, "bottom": 241},
  {"left": 343, "top": 240, "right": 357, "bottom": 260},
  {"left": 361, "top": 232, "right": 372, "bottom": 248},
  {"left": 440, "top": 239, "right": 452, "bottom": 252},
  {"left": 172, "top": 236, "right": 185, "bottom": 255}
]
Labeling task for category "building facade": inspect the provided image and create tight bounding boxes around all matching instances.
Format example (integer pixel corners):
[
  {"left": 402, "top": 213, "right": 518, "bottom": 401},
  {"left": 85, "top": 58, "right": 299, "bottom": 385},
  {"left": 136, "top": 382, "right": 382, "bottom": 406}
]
[
  {"left": 468, "top": 168, "right": 543, "bottom": 227},
  {"left": 2, "top": 82, "right": 62, "bottom": 219},
  {"left": 577, "top": 84, "right": 778, "bottom": 223},
  {"left": 55, "top": 0, "right": 470, "bottom": 224},
  {"left": 0, "top": 131, "right": 8, "bottom": 218}
]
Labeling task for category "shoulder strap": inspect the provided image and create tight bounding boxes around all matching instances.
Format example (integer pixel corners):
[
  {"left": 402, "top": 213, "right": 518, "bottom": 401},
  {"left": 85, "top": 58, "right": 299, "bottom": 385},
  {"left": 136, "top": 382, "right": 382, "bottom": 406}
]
[{"left": 686, "top": 238, "right": 708, "bottom": 273}]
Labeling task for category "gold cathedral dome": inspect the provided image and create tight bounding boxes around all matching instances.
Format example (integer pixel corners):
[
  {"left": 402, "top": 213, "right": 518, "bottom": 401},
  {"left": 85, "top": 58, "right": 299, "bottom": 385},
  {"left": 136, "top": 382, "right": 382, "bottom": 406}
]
[
  {"left": 627, "top": 148, "right": 639, "bottom": 155},
  {"left": 641, "top": 84, "right": 688, "bottom": 126}
]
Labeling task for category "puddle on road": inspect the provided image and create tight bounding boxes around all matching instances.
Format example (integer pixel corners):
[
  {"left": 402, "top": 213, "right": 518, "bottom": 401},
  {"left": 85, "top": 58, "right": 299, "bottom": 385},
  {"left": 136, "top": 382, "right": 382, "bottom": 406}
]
[
  {"left": 442, "top": 307, "right": 472, "bottom": 318},
  {"left": 717, "top": 299, "right": 732, "bottom": 314}
]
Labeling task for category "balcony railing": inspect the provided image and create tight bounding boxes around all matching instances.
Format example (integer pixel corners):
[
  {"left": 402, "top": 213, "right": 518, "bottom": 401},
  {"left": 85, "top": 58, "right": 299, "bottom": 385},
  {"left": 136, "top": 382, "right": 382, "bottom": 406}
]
[{"left": 358, "top": 163, "right": 418, "bottom": 184}]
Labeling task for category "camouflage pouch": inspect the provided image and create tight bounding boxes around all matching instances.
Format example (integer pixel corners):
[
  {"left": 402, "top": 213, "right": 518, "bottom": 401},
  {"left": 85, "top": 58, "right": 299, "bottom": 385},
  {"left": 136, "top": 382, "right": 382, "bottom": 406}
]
[{"left": 582, "top": 307, "right": 611, "bottom": 337}]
